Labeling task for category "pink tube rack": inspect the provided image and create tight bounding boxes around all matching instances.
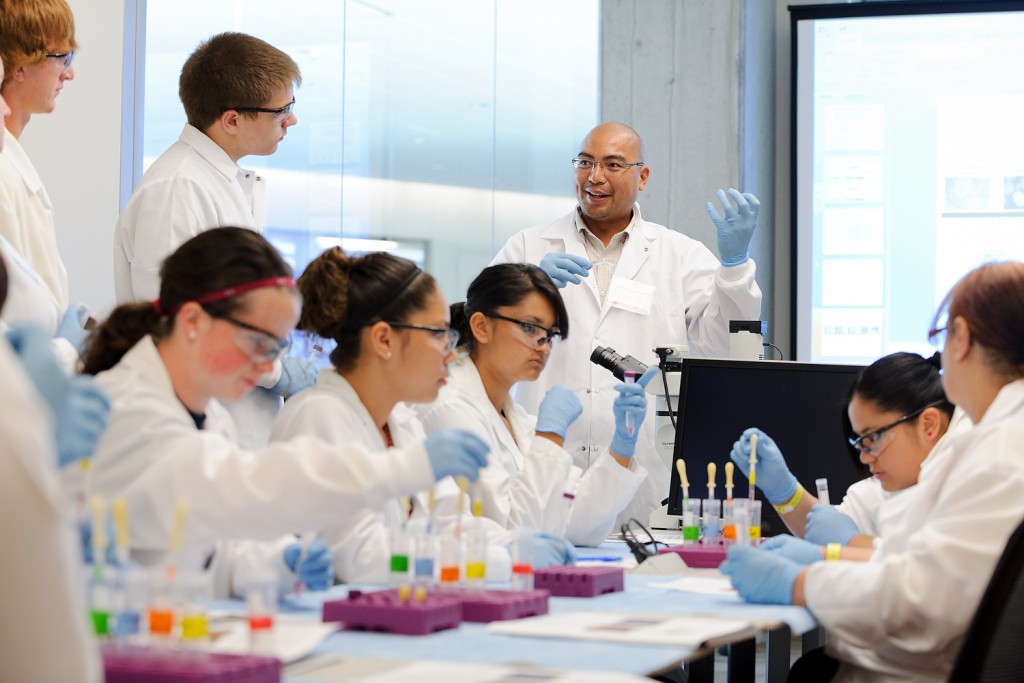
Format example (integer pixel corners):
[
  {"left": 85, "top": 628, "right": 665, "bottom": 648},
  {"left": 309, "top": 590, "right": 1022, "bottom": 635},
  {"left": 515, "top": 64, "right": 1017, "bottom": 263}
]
[
  {"left": 533, "top": 565, "right": 624, "bottom": 597},
  {"left": 102, "top": 645, "right": 281, "bottom": 682},
  {"left": 658, "top": 543, "right": 728, "bottom": 568},
  {"left": 322, "top": 589, "right": 463, "bottom": 635},
  {"left": 450, "top": 588, "right": 551, "bottom": 623}
]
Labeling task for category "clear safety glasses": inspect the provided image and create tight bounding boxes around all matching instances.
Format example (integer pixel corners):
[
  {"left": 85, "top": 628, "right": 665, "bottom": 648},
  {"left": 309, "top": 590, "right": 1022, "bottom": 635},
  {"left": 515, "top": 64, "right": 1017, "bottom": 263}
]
[
  {"left": 211, "top": 313, "right": 291, "bottom": 363},
  {"left": 483, "top": 312, "right": 561, "bottom": 349},
  {"left": 225, "top": 97, "right": 296, "bottom": 123},
  {"left": 848, "top": 401, "right": 944, "bottom": 455},
  {"left": 385, "top": 322, "right": 460, "bottom": 354},
  {"left": 571, "top": 157, "right": 645, "bottom": 174},
  {"left": 45, "top": 51, "right": 76, "bottom": 70}
]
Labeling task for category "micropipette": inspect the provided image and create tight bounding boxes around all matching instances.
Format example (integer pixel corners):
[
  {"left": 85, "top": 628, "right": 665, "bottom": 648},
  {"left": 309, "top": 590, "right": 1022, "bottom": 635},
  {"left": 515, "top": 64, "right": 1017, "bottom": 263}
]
[
  {"left": 623, "top": 371, "right": 638, "bottom": 437},
  {"left": 725, "top": 462, "right": 734, "bottom": 502},
  {"left": 706, "top": 463, "right": 717, "bottom": 501},
  {"left": 816, "top": 478, "right": 831, "bottom": 506},
  {"left": 748, "top": 433, "right": 758, "bottom": 507},
  {"left": 292, "top": 531, "right": 317, "bottom": 596}
]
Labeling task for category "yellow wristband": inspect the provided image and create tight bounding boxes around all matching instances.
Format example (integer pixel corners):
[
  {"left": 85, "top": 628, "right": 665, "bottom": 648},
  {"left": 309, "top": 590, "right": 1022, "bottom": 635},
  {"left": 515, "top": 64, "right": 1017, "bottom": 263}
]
[
  {"left": 826, "top": 543, "right": 842, "bottom": 561},
  {"left": 772, "top": 485, "right": 804, "bottom": 514}
]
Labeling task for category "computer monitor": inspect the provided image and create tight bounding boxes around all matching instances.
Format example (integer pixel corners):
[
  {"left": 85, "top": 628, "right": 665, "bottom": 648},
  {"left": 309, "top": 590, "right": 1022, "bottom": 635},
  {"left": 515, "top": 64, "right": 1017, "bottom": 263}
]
[{"left": 667, "top": 358, "right": 868, "bottom": 537}]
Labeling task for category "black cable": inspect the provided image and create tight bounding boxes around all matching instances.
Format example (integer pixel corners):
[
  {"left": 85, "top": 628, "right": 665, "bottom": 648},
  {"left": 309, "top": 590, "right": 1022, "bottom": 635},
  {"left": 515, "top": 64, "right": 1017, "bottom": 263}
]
[{"left": 764, "top": 342, "right": 784, "bottom": 360}]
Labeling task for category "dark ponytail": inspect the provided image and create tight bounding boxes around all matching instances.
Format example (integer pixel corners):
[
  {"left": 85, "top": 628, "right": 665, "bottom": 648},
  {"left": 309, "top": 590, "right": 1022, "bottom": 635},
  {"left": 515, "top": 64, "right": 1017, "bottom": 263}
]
[{"left": 81, "top": 227, "right": 292, "bottom": 375}]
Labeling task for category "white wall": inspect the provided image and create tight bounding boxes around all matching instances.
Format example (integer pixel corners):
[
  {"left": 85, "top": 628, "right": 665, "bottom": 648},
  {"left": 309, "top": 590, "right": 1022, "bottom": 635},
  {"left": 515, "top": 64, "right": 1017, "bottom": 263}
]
[{"left": 20, "top": 0, "right": 134, "bottom": 316}]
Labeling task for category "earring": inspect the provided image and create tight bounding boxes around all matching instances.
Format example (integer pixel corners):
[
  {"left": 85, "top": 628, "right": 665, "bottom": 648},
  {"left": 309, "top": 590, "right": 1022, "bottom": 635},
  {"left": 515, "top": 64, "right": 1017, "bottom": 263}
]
[
  {"left": 188, "top": 330, "right": 197, "bottom": 341},
  {"left": 385, "top": 351, "right": 393, "bottom": 360}
]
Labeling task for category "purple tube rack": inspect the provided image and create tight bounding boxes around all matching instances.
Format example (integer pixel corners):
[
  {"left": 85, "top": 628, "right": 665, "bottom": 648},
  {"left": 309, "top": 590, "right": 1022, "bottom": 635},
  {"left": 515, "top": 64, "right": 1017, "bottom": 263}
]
[
  {"left": 102, "top": 645, "right": 281, "bottom": 682},
  {"left": 451, "top": 588, "right": 551, "bottom": 623},
  {"left": 322, "top": 589, "right": 463, "bottom": 635},
  {"left": 658, "top": 543, "right": 728, "bottom": 568},
  {"left": 533, "top": 565, "right": 625, "bottom": 597}
]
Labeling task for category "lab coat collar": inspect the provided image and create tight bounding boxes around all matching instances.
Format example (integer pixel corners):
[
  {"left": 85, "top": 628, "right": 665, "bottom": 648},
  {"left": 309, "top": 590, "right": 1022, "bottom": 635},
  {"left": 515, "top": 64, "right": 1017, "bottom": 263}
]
[
  {"left": 178, "top": 124, "right": 250, "bottom": 184},
  {"left": 976, "top": 378, "right": 1024, "bottom": 428},
  {"left": 449, "top": 357, "right": 532, "bottom": 469},
  {"left": 318, "top": 370, "right": 388, "bottom": 450},
  {"left": 2, "top": 128, "right": 49, "bottom": 200}
]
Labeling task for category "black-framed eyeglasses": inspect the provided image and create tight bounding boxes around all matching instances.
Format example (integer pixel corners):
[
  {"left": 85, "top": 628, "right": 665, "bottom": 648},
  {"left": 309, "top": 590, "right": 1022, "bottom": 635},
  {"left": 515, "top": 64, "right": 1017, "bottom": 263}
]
[
  {"left": 225, "top": 97, "right": 295, "bottom": 122},
  {"left": 620, "top": 518, "right": 665, "bottom": 564},
  {"left": 45, "top": 51, "right": 76, "bottom": 70},
  {"left": 483, "top": 312, "right": 561, "bottom": 349},
  {"left": 207, "top": 311, "right": 291, "bottom": 363},
  {"left": 848, "top": 401, "right": 944, "bottom": 455},
  {"left": 571, "top": 157, "right": 645, "bottom": 174},
  {"left": 385, "top": 322, "right": 460, "bottom": 353}
]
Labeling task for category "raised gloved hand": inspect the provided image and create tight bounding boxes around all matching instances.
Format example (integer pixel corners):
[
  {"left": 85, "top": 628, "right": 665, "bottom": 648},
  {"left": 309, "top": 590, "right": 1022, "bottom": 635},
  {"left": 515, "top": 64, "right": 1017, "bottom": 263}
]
[
  {"left": 55, "top": 375, "right": 111, "bottom": 467},
  {"left": 729, "top": 428, "right": 798, "bottom": 505},
  {"left": 271, "top": 356, "right": 319, "bottom": 399},
  {"left": 760, "top": 535, "right": 823, "bottom": 567},
  {"left": 539, "top": 252, "right": 591, "bottom": 289},
  {"left": 283, "top": 538, "right": 334, "bottom": 592},
  {"left": 424, "top": 429, "right": 489, "bottom": 482},
  {"left": 56, "top": 304, "right": 91, "bottom": 353},
  {"left": 6, "top": 325, "right": 111, "bottom": 466},
  {"left": 707, "top": 188, "right": 759, "bottom": 267},
  {"left": 535, "top": 385, "right": 583, "bottom": 439},
  {"left": 720, "top": 545, "right": 801, "bottom": 605},
  {"left": 610, "top": 367, "right": 659, "bottom": 457},
  {"left": 529, "top": 531, "right": 577, "bottom": 568},
  {"left": 805, "top": 504, "right": 861, "bottom": 546}
]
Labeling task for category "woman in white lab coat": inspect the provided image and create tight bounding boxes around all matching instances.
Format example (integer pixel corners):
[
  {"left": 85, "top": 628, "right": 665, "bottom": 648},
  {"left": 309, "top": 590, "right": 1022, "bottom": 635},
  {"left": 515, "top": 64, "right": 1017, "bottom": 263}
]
[
  {"left": 419, "top": 263, "right": 651, "bottom": 547},
  {"left": 721, "top": 260, "right": 1024, "bottom": 682},
  {"left": 729, "top": 351, "right": 968, "bottom": 548},
  {"left": 80, "top": 228, "right": 488, "bottom": 596},
  {"left": 271, "top": 247, "right": 542, "bottom": 583}
]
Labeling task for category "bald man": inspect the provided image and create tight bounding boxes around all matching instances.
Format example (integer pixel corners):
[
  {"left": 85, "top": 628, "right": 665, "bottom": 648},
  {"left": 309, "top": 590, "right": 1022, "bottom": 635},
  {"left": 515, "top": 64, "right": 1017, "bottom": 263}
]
[{"left": 492, "top": 122, "right": 762, "bottom": 527}]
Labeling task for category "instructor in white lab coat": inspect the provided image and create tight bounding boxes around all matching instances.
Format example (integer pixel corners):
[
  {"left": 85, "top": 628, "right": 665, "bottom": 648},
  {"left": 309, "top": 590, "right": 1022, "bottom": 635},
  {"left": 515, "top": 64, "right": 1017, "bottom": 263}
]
[
  {"left": 721, "top": 261, "right": 1024, "bottom": 682},
  {"left": 113, "top": 32, "right": 314, "bottom": 448},
  {"left": 83, "top": 228, "right": 489, "bottom": 596},
  {"left": 492, "top": 122, "right": 761, "bottom": 524}
]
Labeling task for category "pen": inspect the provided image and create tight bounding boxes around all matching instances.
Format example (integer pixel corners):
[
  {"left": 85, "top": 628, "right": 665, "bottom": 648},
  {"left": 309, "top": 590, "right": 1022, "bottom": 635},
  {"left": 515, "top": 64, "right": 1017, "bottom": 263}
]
[{"left": 578, "top": 556, "right": 625, "bottom": 563}]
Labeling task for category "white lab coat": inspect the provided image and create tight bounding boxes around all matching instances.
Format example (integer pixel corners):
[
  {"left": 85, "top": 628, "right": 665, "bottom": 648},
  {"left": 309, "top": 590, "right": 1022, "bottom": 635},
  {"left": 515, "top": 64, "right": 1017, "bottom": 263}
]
[
  {"left": 0, "top": 235, "right": 77, "bottom": 370},
  {"left": 0, "top": 129, "right": 68, "bottom": 309},
  {"left": 113, "top": 123, "right": 275, "bottom": 449},
  {"left": 804, "top": 385, "right": 1024, "bottom": 682},
  {"left": 833, "top": 477, "right": 886, "bottom": 538},
  {"left": 0, "top": 336, "right": 100, "bottom": 682},
  {"left": 271, "top": 370, "right": 513, "bottom": 583},
  {"left": 492, "top": 206, "right": 761, "bottom": 525},
  {"left": 89, "top": 336, "right": 436, "bottom": 596},
  {"left": 418, "top": 357, "right": 646, "bottom": 546}
]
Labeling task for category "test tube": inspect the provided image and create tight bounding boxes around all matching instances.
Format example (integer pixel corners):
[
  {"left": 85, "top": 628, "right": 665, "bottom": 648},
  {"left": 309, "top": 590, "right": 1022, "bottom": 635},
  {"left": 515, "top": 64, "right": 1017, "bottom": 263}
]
[
  {"left": 816, "top": 478, "right": 831, "bottom": 506},
  {"left": 179, "top": 571, "right": 210, "bottom": 648},
  {"left": 701, "top": 499, "right": 722, "bottom": 544},
  {"left": 749, "top": 500, "right": 763, "bottom": 544},
  {"left": 722, "top": 500, "right": 736, "bottom": 543},
  {"left": 732, "top": 500, "right": 751, "bottom": 546},
  {"left": 623, "top": 372, "right": 638, "bottom": 437},
  {"left": 464, "top": 494, "right": 487, "bottom": 589},
  {"left": 413, "top": 531, "right": 438, "bottom": 586},
  {"left": 292, "top": 531, "right": 317, "bottom": 596},
  {"left": 146, "top": 566, "right": 175, "bottom": 646},
  {"left": 511, "top": 531, "right": 534, "bottom": 591},
  {"left": 438, "top": 535, "right": 461, "bottom": 588},
  {"left": 388, "top": 526, "right": 412, "bottom": 587},
  {"left": 242, "top": 567, "right": 277, "bottom": 655},
  {"left": 308, "top": 344, "right": 323, "bottom": 363},
  {"left": 112, "top": 566, "right": 147, "bottom": 644},
  {"left": 682, "top": 499, "right": 702, "bottom": 543}
]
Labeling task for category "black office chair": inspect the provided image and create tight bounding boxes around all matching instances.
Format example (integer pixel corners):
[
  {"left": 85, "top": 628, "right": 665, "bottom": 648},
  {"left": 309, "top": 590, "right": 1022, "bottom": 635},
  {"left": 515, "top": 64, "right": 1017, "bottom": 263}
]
[{"left": 948, "top": 516, "right": 1024, "bottom": 682}]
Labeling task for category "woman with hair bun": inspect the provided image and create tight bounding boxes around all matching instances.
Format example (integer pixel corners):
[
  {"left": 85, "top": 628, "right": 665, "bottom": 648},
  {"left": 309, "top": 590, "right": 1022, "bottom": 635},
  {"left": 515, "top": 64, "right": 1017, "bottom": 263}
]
[
  {"left": 84, "top": 228, "right": 488, "bottom": 596},
  {"left": 272, "top": 247, "right": 570, "bottom": 582},
  {"left": 419, "top": 263, "right": 655, "bottom": 547}
]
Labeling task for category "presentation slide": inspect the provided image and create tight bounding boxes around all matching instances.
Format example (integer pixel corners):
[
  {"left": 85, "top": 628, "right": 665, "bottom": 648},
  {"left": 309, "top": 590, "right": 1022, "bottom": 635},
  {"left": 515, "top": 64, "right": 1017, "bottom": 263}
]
[{"left": 795, "top": 9, "right": 1024, "bottom": 362}]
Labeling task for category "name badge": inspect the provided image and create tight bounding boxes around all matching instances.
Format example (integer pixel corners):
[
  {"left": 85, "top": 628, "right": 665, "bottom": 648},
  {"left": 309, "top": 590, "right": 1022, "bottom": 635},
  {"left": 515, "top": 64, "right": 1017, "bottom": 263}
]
[{"left": 606, "top": 277, "right": 654, "bottom": 316}]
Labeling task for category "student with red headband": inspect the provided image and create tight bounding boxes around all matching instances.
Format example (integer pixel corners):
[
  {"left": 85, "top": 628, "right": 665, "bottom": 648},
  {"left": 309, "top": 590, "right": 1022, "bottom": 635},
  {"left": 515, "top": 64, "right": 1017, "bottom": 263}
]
[{"left": 81, "top": 227, "right": 489, "bottom": 596}]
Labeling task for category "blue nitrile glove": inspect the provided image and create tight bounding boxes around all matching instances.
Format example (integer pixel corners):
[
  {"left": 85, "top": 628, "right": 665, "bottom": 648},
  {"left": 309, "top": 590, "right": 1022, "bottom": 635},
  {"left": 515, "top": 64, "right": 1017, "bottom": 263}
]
[
  {"left": 707, "top": 188, "right": 760, "bottom": 267},
  {"left": 720, "top": 545, "right": 801, "bottom": 605},
  {"left": 535, "top": 385, "right": 583, "bottom": 439},
  {"left": 283, "top": 539, "right": 334, "bottom": 592},
  {"left": 760, "top": 535, "right": 823, "bottom": 567},
  {"left": 729, "top": 428, "right": 798, "bottom": 505},
  {"left": 79, "top": 516, "right": 119, "bottom": 566},
  {"left": 610, "top": 366, "right": 659, "bottom": 457},
  {"left": 539, "top": 252, "right": 591, "bottom": 289},
  {"left": 805, "top": 504, "right": 861, "bottom": 546},
  {"left": 7, "top": 325, "right": 111, "bottom": 466},
  {"left": 529, "top": 531, "right": 578, "bottom": 568},
  {"left": 56, "top": 304, "right": 90, "bottom": 353},
  {"left": 55, "top": 375, "right": 111, "bottom": 467},
  {"left": 424, "top": 429, "right": 490, "bottom": 482},
  {"left": 272, "top": 356, "right": 319, "bottom": 399}
]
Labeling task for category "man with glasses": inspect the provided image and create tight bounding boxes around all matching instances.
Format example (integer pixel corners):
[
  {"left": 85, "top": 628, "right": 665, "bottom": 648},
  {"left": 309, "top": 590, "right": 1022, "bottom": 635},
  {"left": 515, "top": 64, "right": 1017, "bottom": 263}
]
[
  {"left": 492, "top": 122, "right": 762, "bottom": 525},
  {"left": 0, "top": 0, "right": 92, "bottom": 366},
  {"left": 114, "top": 32, "right": 311, "bottom": 448}
]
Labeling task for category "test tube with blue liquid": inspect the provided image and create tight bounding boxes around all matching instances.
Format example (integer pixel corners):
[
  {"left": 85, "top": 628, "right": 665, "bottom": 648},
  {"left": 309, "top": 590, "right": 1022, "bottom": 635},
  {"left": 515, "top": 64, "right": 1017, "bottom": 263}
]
[{"left": 702, "top": 463, "right": 721, "bottom": 544}]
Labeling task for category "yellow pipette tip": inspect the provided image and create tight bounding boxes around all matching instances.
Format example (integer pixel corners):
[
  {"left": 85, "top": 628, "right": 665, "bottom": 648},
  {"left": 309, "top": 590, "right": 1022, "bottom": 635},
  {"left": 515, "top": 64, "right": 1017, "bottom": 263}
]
[
  {"left": 398, "top": 583, "right": 411, "bottom": 602},
  {"left": 675, "top": 460, "right": 689, "bottom": 488},
  {"left": 79, "top": 458, "right": 91, "bottom": 472},
  {"left": 113, "top": 498, "right": 129, "bottom": 550},
  {"left": 413, "top": 585, "right": 427, "bottom": 602},
  {"left": 472, "top": 499, "right": 483, "bottom": 517},
  {"left": 169, "top": 500, "right": 189, "bottom": 556}
]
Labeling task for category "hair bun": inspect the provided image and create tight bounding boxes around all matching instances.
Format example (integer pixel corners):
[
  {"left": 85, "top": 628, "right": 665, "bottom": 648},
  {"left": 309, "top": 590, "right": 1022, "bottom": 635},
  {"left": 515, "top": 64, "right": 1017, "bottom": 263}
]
[{"left": 926, "top": 351, "right": 942, "bottom": 370}]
